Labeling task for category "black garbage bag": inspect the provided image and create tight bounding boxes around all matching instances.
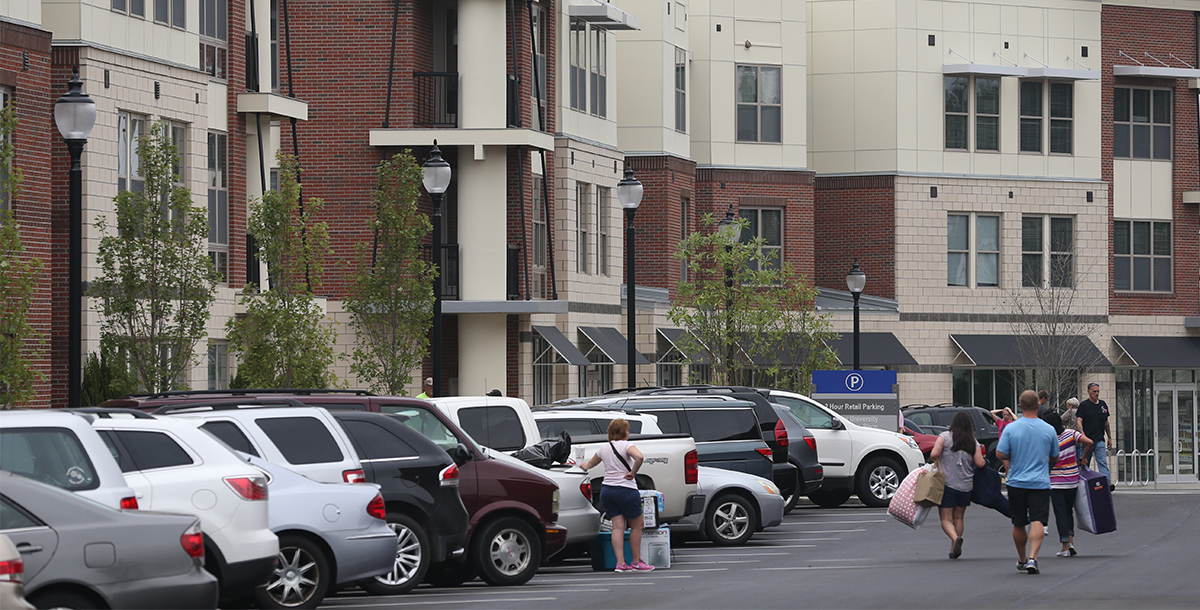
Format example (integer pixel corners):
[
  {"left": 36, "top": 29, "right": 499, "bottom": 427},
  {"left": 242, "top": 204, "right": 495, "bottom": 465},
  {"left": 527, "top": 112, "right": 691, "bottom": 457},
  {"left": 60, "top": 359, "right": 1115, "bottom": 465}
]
[
  {"left": 972, "top": 464, "right": 1012, "bottom": 518},
  {"left": 511, "top": 430, "right": 572, "bottom": 469}
]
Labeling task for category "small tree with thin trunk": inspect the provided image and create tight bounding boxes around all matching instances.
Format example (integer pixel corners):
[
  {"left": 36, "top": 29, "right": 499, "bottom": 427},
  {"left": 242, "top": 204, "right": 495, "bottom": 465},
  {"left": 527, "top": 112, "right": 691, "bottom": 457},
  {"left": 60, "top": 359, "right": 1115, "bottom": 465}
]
[
  {"left": 0, "top": 100, "right": 44, "bottom": 407},
  {"left": 89, "top": 121, "right": 218, "bottom": 393},
  {"left": 344, "top": 152, "right": 435, "bottom": 395},
  {"left": 227, "top": 153, "right": 338, "bottom": 388}
]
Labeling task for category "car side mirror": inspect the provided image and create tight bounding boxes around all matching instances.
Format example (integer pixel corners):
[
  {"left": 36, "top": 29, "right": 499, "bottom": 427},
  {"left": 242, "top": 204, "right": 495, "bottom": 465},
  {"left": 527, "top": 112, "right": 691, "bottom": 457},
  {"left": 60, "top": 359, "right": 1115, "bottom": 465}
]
[
  {"left": 831, "top": 419, "right": 845, "bottom": 430},
  {"left": 454, "top": 443, "right": 473, "bottom": 465}
]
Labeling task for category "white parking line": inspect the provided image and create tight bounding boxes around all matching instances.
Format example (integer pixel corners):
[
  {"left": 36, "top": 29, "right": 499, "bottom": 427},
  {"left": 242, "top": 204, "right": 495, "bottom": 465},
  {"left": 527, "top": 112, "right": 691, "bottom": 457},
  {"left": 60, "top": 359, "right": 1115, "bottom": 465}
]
[
  {"left": 324, "top": 597, "right": 559, "bottom": 608},
  {"left": 669, "top": 567, "right": 729, "bottom": 572},
  {"left": 760, "top": 528, "right": 866, "bottom": 533},
  {"left": 676, "top": 559, "right": 761, "bottom": 564},
  {"left": 746, "top": 537, "right": 842, "bottom": 542},
  {"left": 671, "top": 552, "right": 789, "bottom": 558},
  {"left": 528, "top": 576, "right": 693, "bottom": 583},
  {"left": 778, "top": 519, "right": 886, "bottom": 525},
  {"left": 758, "top": 565, "right": 884, "bottom": 571},
  {"left": 741, "top": 544, "right": 817, "bottom": 548}
]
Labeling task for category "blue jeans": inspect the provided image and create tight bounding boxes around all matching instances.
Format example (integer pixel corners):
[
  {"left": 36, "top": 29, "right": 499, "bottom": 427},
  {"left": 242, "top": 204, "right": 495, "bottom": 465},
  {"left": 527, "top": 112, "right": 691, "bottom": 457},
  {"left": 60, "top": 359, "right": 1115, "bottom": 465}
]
[{"left": 1089, "top": 440, "right": 1111, "bottom": 480}]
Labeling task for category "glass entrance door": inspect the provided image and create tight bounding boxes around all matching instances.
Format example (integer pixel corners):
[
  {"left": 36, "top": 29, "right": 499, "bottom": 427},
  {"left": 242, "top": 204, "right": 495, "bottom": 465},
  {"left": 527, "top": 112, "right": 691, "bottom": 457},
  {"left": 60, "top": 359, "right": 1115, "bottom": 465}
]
[{"left": 1155, "top": 385, "right": 1197, "bottom": 483}]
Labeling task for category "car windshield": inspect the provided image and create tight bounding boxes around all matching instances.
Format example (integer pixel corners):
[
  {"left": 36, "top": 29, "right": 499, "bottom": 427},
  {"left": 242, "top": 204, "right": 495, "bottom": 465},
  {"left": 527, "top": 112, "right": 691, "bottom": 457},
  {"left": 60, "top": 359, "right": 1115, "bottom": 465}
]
[{"left": 381, "top": 405, "right": 478, "bottom": 454}]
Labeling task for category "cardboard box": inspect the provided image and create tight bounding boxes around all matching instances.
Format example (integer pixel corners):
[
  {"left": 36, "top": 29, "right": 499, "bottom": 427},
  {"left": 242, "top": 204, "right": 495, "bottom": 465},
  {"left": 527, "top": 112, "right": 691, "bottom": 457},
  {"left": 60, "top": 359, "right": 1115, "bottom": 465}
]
[
  {"left": 639, "top": 490, "right": 664, "bottom": 528},
  {"left": 640, "top": 525, "right": 671, "bottom": 569}
]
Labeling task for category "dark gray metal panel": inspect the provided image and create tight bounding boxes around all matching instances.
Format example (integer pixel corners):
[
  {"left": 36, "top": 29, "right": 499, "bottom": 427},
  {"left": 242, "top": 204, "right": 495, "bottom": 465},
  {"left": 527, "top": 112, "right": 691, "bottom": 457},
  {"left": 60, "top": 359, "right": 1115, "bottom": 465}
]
[
  {"left": 1113, "top": 336, "right": 1200, "bottom": 368},
  {"left": 826, "top": 332, "right": 918, "bottom": 367},
  {"left": 531, "top": 326, "right": 591, "bottom": 366},
  {"left": 950, "top": 334, "right": 1111, "bottom": 368},
  {"left": 657, "top": 328, "right": 712, "bottom": 365},
  {"left": 578, "top": 326, "right": 651, "bottom": 366}
]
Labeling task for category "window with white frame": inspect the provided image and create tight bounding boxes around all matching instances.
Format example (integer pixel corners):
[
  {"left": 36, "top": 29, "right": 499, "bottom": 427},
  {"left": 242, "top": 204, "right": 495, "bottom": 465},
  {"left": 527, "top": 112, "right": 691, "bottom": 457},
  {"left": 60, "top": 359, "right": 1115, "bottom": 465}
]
[
  {"left": 1114, "top": 87, "right": 1171, "bottom": 160},
  {"left": 1114, "top": 220, "right": 1171, "bottom": 292},
  {"left": 738, "top": 208, "right": 782, "bottom": 272},
  {"left": 569, "top": 18, "right": 586, "bottom": 113},
  {"left": 200, "top": 0, "right": 228, "bottom": 80},
  {"left": 1020, "top": 81, "right": 1073, "bottom": 154},
  {"left": 154, "top": 0, "right": 185, "bottom": 28},
  {"left": 112, "top": 0, "right": 145, "bottom": 18},
  {"left": 270, "top": 0, "right": 280, "bottom": 91},
  {"left": 567, "top": 19, "right": 608, "bottom": 118},
  {"left": 532, "top": 176, "right": 548, "bottom": 297},
  {"left": 165, "top": 121, "right": 186, "bottom": 186},
  {"left": 1022, "top": 216, "right": 1073, "bottom": 288},
  {"left": 675, "top": 47, "right": 686, "bottom": 132},
  {"left": 948, "top": 213, "right": 999, "bottom": 287},
  {"left": 118, "top": 112, "right": 146, "bottom": 194},
  {"left": 736, "top": 65, "right": 781, "bottom": 143},
  {"left": 208, "top": 341, "right": 229, "bottom": 390},
  {"left": 680, "top": 197, "right": 689, "bottom": 282},
  {"left": 589, "top": 26, "right": 606, "bottom": 118},
  {"left": 576, "top": 182, "right": 590, "bottom": 274},
  {"left": 531, "top": 3, "right": 547, "bottom": 104},
  {"left": 1, "top": 86, "right": 11, "bottom": 213},
  {"left": 597, "top": 186, "right": 610, "bottom": 276},
  {"left": 945, "top": 76, "right": 999, "bottom": 151},
  {"left": 208, "top": 132, "right": 228, "bottom": 283}
]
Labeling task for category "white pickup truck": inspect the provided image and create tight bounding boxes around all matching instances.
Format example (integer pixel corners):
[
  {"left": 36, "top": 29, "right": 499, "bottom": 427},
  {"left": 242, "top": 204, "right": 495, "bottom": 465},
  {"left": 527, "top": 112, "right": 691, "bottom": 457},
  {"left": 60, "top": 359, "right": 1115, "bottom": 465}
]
[{"left": 429, "top": 397, "right": 704, "bottom": 523}]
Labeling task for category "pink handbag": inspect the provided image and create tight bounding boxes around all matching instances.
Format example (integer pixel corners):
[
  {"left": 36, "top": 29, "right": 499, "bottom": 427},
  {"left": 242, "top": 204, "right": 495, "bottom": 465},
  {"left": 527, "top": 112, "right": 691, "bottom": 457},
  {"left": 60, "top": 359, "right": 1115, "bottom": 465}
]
[{"left": 888, "top": 464, "right": 934, "bottom": 529}]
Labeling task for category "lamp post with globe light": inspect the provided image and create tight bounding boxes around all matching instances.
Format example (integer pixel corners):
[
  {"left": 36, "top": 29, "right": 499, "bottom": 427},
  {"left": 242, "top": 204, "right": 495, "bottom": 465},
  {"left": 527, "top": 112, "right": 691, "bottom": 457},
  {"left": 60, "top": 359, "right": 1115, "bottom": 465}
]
[
  {"left": 422, "top": 141, "right": 452, "bottom": 395},
  {"left": 617, "top": 167, "right": 643, "bottom": 388},
  {"left": 846, "top": 260, "right": 867, "bottom": 370}
]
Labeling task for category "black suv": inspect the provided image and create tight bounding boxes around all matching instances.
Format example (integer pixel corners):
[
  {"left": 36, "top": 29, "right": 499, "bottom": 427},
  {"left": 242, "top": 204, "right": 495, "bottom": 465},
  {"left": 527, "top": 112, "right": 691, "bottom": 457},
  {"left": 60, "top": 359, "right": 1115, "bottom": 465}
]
[{"left": 901, "top": 404, "right": 1001, "bottom": 467}]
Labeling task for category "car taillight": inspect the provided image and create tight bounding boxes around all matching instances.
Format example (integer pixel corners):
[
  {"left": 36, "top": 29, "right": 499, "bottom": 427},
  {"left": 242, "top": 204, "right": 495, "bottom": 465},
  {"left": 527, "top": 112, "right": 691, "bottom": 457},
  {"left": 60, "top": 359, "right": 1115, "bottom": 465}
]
[
  {"left": 774, "top": 419, "right": 789, "bottom": 447},
  {"left": 684, "top": 449, "right": 698, "bottom": 485},
  {"left": 119, "top": 496, "right": 139, "bottom": 510},
  {"left": 805, "top": 435, "right": 817, "bottom": 453},
  {"left": 580, "top": 480, "right": 592, "bottom": 501},
  {"left": 367, "top": 493, "right": 387, "bottom": 521},
  {"left": 180, "top": 523, "right": 205, "bottom": 560},
  {"left": 343, "top": 469, "right": 366, "bottom": 484},
  {"left": 0, "top": 558, "right": 23, "bottom": 583},
  {"left": 225, "top": 476, "right": 268, "bottom": 501},
  {"left": 439, "top": 463, "right": 460, "bottom": 487},
  {"left": 755, "top": 447, "right": 773, "bottom": 460}
]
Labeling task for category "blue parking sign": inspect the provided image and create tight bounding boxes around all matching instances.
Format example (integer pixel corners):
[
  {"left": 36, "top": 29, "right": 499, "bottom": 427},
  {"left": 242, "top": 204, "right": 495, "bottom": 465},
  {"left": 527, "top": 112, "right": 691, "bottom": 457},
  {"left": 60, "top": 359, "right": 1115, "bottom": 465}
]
[{"left": 811, "top": 370, "right": 896, "bottom": 395}]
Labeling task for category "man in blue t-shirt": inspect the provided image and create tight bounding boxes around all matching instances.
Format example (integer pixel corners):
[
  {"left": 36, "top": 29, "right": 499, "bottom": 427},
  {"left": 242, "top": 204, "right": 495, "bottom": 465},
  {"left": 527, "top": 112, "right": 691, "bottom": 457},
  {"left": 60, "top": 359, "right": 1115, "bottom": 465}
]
[{"left": 996, "top": 390, "right": 1060, "bottom": 575}]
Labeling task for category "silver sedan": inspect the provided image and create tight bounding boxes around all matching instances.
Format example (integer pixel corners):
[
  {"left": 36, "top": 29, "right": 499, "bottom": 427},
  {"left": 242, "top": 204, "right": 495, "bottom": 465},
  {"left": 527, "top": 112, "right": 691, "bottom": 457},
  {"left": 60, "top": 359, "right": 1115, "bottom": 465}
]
[{"left": 670, "top": 466, "right": 786, "bottom": 546}]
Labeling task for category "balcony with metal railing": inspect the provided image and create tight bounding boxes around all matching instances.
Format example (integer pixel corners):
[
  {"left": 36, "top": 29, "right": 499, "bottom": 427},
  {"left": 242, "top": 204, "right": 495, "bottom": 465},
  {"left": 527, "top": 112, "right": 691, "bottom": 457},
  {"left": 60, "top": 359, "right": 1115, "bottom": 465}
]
[{"left": 414, "top": 73, "right": 458, "bottom": 128}]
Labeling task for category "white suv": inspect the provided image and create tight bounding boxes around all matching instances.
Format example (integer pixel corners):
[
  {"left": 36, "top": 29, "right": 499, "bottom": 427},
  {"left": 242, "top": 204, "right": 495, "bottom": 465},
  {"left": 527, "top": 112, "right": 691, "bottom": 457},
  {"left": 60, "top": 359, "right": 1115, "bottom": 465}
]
[
  {"left": 0, "top": 410, "right": 137, "bottom": 510},
  {"left": 86, "top": 411, "right": 278, "bottom": 602},
  {"left": 153, "top": 401, "right": 365, "bottom": 484}
]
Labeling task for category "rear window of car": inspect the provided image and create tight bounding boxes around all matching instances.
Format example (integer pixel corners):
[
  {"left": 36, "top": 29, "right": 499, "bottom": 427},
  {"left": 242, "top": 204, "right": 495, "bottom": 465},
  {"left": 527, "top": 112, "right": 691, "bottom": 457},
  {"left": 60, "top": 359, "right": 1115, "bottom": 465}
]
[
  {"left": 0, "top": 496, "right": 42, "bottom": 530},
  {"left": 0, "top": 428, "right": 100, "bottom": 491},
  {"left": 905, "top": 411, "right": 934, "bottom": 428},
  {"left": 773, "top": 396, "right": 835, "bottom": 429},
  {"left": 644, "top": 410, "right": 685, "bottom": 434},
  {"left": 685, "top": 409, "right": 761, "bottom": 442},
  {"left": 112, "top": 430, "right": 194, "bottom": 471},
  {"left": 256, "top": 417, "right": 345, "bottom": 465},
  {"left": 458, "top": 406, "right": 525, "bottom": 451},
  {"left": 341, "top": 420, "right": 419, "bottom": 460},
  {"left": 200, "top": 421, "right": 260, "bottom": 457},
  {"left": 382, "top": 406, "right": 462, "bottom": 453},
  {"left": 538, "top": 419, "right": 601, "bottom": 439}
]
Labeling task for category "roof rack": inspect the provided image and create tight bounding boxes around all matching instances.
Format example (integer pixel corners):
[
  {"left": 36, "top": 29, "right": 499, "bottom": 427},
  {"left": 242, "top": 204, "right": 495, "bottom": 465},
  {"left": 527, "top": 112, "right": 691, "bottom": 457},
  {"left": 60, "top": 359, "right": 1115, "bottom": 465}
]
[
  {"left": 532, "top": 404, "right": 643, "bottom": 415},
  {"left": 119, "top": 388, "right": 378, "bottom": 401},
  {"left": 600, "top": 386, "right": 665, "bottom": 395},
  {"left": 152, "top": 397, "right": 311, "bottom": 415},
  {"left": 67, "top": 407, "right": 156, "bottom": 420}
]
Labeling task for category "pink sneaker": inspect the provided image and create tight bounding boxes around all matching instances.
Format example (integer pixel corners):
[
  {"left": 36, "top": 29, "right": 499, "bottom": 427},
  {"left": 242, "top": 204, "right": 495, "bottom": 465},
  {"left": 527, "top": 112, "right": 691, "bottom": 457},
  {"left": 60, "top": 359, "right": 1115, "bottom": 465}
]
[
  {"left": 613, "top": 563, "right": 632, "bottom": 573},
  {"left": 629, "top": 560, "right": 655, "bottom": 572}
]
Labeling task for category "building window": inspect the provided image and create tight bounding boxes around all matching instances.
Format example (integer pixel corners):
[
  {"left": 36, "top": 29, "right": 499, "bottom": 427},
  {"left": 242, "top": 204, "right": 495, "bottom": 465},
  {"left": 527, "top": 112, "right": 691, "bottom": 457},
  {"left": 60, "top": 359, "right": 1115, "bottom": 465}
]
[
  {"left": 569, "top": 19, "right": 586, "bottom": 112},
  {"left": 200, "top": 0, "right": 228, "bottom": 80},
  {"left": 1019, "top": 81, "right": 1042, "bottom": 153},
  {"left": 1, "top": 87, "right": 11, "bottom": 213},
  {"left": 112, "top": 0, "right": 145, "bottom": 18},
  {"left": 1114, "top": 220, "right": 1171, "bottom": 292},
  {"left": 680, "top": 197, "right": 690, "bottom": 282},
  {"left": 165, "top": 121, "right": 186, "bottom": 186},
  {"left": 568, "top": 19, "right": 608, "bottom": 119},
  {"left": 597, "top": 186, "right": 610, "bottom": 276},
  {"left": 208, "top": 341, "right": 229, "bottom": 390},
  {"left": 576, "top": 182, "right": 590, "bottom": 274},
  {"left": 154, "top": 0, "right": 185, "bottom": 28},
  {"left": 208, "top": 132, "right": 228, "bottom": 284},
  {"left": 531, "top": 3, "right": 547, "bottom": 103},
  {"left": 1114, "top": 88, "right": 1171, "bottom": 160},
  {"left": 270, "top": 0, "right": 279, "bottom": 91},
  {"left": 118, "top": 112, "right": 146, "bottom": 194},
  {"left": 675, "top": 47, "right": 687, "bottom": 132},
  {"left": 1022, "top": 216, "right": 1073, "bottom": 288},
  {"left": 1021, "top": 81, "right": 1074, "bottom": 154},
  {"left": 948, "top": 213, "right": 999, "bottom": 287},
  {"left": 531, "top": 176, "right": 547, "bottom": 298},
  {"left": 738, "top": 208, "right": 782, "bottom": 272},
  {"left": 945, "top": 76, "right": 999, "bottom": 151},
  {"left": 590, "top": 26, "right": 607, "bottom": 118},
  {"left": 736, "top": 65, "right": 781, "bottom": 143}
]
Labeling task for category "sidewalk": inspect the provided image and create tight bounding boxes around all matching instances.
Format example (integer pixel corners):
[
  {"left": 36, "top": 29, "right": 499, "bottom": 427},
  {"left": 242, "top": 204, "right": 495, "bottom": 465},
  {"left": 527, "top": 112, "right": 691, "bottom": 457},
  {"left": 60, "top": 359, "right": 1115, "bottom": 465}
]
[{"left": 1112, "top": 481, "right": 1200, "bottom": 493}]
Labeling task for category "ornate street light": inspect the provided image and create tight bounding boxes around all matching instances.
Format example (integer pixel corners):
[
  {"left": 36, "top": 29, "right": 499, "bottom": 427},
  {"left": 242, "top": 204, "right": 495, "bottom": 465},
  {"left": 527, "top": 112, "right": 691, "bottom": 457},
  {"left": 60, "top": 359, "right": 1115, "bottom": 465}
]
[
  {"left": 617, "top": 166, "right": 643, "bottom": 388},
  {"left": 422, "top": 141, "right": 451, "bottom": 397},
  {"left": 846, "top": 259, "right": 867, "bottom": 370}
]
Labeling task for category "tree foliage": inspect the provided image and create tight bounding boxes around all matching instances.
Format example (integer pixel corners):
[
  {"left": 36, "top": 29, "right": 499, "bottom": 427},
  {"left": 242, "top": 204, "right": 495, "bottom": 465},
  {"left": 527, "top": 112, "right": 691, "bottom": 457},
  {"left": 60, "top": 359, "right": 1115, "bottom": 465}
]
[
  {"left": 227, "top": 153, "right": 338, "bottom": 389},
  {"left": 669, "top": 213, "right": 837, "bottom": 394},
  {"left": 89, "top": 121, "right": 219, "bottom": 393},
  {"left": 80, "top": 348, "right": 134, "bottom": 407},
  {"left": 344, "top": 151, "right": 435, "bottom": 395},
  {"left": 0, "top": 100, "right": 44, "bottom": 407}
]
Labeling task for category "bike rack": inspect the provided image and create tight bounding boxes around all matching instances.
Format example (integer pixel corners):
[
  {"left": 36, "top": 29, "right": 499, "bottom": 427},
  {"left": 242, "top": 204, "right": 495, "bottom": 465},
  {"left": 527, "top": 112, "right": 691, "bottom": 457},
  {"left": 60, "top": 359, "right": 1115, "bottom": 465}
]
[{"left": 1115, "top": 449, "right": 1157, "bottom": 489}]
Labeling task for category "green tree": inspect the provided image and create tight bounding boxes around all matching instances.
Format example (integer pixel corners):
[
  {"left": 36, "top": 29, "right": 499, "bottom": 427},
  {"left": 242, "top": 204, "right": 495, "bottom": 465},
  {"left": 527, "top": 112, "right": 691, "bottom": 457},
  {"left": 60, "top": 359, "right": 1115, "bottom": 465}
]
[
  {"left": 669, "top": 213, "right": 837, "bottom": 393},
  {"left": 227, "top": 153, "right": 338, "bottom": 388},
  {"left": 0, "top": 100, "right": 44, "bottom": 407},
  {"left": 89, "top": 121, "right": 220, "bottom": 393},
  {"left": 80, "top": 348, "right": 134, "bottom": 407},
  {"left": 344, "top": 152, "right": 435, "bottom": 395}
]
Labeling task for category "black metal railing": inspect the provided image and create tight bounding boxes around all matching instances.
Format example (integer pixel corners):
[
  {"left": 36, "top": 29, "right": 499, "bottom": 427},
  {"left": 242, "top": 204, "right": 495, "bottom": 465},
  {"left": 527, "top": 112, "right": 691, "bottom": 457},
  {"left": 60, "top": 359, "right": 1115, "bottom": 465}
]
[
  {"left": 414, "top": 72, "right": 458, "bottom": 127},
  {"left": 424, "top": 243, "right": 460, "bottom": 300}
]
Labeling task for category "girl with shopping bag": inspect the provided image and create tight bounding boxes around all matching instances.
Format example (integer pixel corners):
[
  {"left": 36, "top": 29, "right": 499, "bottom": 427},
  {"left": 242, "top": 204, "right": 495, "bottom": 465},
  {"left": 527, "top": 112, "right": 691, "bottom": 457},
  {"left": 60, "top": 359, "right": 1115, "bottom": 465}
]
[{"left": 930, "top": 412, "right": 986, "bottom": 559}]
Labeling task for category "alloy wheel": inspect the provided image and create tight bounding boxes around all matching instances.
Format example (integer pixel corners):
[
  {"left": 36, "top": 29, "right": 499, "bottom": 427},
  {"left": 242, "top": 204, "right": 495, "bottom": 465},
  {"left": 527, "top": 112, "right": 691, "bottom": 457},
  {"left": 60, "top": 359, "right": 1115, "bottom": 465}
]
[
  {"left": 377, "top": 520, "right": 423, "bottom": 586},
  {"left": 486, "top": 527, "right": 532, "bottom": 577},
  {"left": 265, "top": 545, "right": 320, "bottom": 607}
]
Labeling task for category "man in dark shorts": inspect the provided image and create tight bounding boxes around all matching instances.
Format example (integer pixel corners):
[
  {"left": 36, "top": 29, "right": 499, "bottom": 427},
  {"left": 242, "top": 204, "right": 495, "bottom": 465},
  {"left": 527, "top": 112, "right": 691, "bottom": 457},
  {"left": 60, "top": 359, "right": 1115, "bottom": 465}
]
[{"left": 996, "top": 390, "right": 1060, "bottom": 574}]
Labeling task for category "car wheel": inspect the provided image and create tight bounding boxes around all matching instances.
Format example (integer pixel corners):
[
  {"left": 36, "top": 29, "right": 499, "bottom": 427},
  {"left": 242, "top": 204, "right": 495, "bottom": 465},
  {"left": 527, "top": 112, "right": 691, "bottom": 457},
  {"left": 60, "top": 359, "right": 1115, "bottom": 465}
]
[
  {"left": 705, "top": 494, "right": 756, "bottom": 546},
  {"left": 29, "top": 590, "right": 98, "bottom": 610},
  {"left": 361, "top": 513, "right": 430, "bottom": 596},
  {"left": 472, "top": 517, "right": 541, "bottom": 586},
  {"left": 856, "top": 456, "right": 905, "bottom": 508},
  {"left": 423, "top": 561, "right": 474, "bottom": 588},
  {"left": 254, "top": 535, "right": 330, "bottom": 610},
  {"left": 782, "top": 465, "right": 802, "bottom": 515}
]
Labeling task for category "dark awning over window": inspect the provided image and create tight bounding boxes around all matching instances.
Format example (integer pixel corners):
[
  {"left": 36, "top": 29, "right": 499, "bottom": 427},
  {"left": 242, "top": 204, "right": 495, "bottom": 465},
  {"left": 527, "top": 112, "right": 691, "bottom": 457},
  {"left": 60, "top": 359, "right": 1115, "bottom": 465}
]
[
  {"left": 1114, "top": 336, "right": 1200, "bottom": 368},
  {"left": 578, "top": 327, "right": 651, "bottom": 366},
  {"left": 531, "top": 326, "right": 590, "bottom": 366},
  {"left": 657, "top": 328, "right": 711, "bottom": 365},
  {"left": 826, "top": 332, "right": 918, "bottom": 367},
  {"left": 951, "top": 334, "right": 1111, "bottom": 368}
]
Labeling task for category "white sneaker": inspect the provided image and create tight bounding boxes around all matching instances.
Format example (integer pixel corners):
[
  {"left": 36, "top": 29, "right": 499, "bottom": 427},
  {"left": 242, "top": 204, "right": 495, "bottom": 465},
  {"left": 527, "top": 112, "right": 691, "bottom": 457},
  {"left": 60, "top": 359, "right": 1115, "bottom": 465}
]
[{"left": 1056, "top": 550, "right": 1071, "bottom": 557}]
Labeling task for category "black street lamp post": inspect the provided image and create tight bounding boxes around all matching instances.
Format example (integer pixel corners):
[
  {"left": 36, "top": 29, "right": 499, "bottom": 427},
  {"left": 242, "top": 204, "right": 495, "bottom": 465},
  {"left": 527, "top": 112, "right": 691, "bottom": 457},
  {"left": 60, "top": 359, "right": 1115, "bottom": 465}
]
[
  {"left": 422, "top": 141, "right": 451, "bottom": 397},
  {"left": 617, "top": 167, "right": 643, "bottom": 388},
  {"left": 846, "top": 259, "right": 866, "bottom": 371},
  {"left": 716, "top": 205, "right": 738, "bottom": 384},
  {"left": 55, "top": 68, "right": 97, "bottom": 409}
]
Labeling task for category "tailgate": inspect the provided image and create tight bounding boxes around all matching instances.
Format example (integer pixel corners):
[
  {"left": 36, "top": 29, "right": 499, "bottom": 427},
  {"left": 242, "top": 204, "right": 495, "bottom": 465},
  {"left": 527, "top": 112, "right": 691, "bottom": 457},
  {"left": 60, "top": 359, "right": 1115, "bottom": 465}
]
[{"left": 568, "top": 433, "right": 697, "bottom": 522}]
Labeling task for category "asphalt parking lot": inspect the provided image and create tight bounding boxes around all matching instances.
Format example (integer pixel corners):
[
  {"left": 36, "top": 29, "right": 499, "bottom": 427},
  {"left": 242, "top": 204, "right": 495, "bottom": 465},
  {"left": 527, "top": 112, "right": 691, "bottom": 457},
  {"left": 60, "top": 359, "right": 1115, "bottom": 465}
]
[{"left": 318, "top": 491, "right": 1200, "bottom": 610}]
